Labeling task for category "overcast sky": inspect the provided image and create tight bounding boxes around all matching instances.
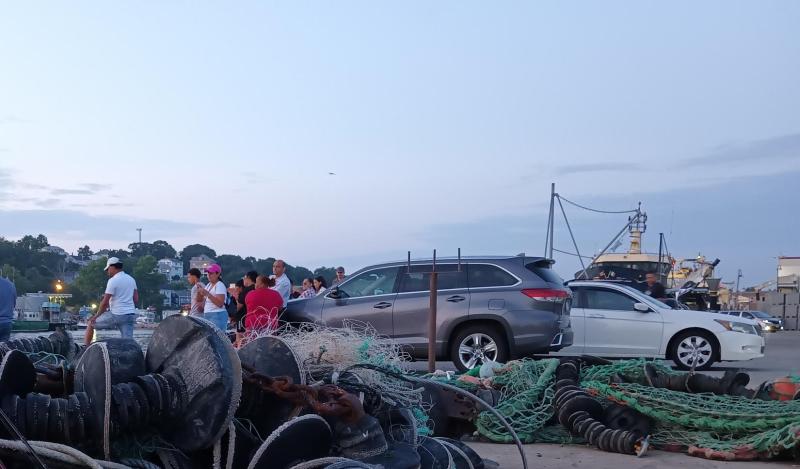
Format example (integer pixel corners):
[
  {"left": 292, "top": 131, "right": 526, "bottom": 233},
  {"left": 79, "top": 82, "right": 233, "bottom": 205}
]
[{"left": 1, "top": 2, "right": 798, "bottom": 286}]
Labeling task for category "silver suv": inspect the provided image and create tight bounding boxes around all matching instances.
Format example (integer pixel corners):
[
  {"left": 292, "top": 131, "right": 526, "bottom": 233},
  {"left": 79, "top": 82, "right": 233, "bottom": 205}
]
[{"left": 283, "top": 256, "right": 573, "bottom": 371}]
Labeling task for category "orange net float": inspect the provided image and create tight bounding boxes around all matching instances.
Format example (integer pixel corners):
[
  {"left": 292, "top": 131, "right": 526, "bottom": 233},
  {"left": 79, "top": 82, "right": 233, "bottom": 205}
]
[{"left": 755, "top": 377, "right": 800, "bottom": 401}]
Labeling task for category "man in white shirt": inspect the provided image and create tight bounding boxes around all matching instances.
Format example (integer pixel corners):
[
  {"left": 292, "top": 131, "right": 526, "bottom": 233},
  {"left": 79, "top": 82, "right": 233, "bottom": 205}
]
[
  {"left": 85, "top": 257, "right": 138, "bottom": 345},
  {"left": 270, "top": 259, "right": 292, "bottom": 303}
]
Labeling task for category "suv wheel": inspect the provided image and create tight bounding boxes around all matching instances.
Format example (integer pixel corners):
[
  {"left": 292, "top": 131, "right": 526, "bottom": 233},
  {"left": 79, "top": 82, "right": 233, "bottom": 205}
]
[
  {"left": 450, "top": 325, "right": 509, "bottom": 372},
  {"left": 670, "top": 331, "right": 717, "bottom": 371}
]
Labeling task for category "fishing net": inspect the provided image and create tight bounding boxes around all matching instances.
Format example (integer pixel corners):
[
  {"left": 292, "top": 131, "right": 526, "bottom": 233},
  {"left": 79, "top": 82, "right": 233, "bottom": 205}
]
[
  {"left": 463, "top": 357, "right": 800, "bottom": 459},
  {"left": 474, "top": 358, "right": 559, "bottom": 443},
  {"left": 249, "top": 321, "right": 430, "bottom": 437},
  {"left": 583, "top": 380, "right": 800, "bottom": 456}
]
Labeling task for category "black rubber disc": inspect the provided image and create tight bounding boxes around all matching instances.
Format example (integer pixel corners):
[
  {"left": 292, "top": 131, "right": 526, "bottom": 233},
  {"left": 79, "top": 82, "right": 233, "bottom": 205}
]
[
  {"left": 362, "top": 441, "right": 421, "bottom": 469},
  {"left": 288, "top": 458, "right": 369, "bottom": 469},
  {"left": 73, "top": 341, "right": 112, "bottom": 459},
  {"left": 438, "top": 439, "right": 472, "bottom": 469},
  {"left": 0, "top": 349, "right": 36, "bottom": 396},
  {"left": 100, "top": 338, "right": 146, "bottom": 384},
  {"left": 238, "top": 336, "right": 304, "bottom": 437},
  {"left": 417, "top": 436, "right": 454, "bottom": 469},
  {"left": 437, "top": 437, "right": 484, "bottom": 469},
  {"left": 145, "top": 315, "right": 242, "bottom": 453},
  {"left": 247, "top": 415, "right": 332, "bottom": 469}
]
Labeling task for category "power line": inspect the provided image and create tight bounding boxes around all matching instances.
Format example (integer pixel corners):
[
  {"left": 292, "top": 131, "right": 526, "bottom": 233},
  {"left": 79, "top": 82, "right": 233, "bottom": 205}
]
[
  {"left": 553, "top": 248, "right": 594, "bottom": 260},
  {"left": 557, "top": 195, "right": 639, "bottom": 215}
]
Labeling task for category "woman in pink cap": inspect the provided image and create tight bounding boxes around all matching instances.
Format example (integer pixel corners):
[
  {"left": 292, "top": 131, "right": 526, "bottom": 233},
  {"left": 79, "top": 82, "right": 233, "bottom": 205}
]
[{"left": 195, "top": 263, "right": 229, "bottom": 331}]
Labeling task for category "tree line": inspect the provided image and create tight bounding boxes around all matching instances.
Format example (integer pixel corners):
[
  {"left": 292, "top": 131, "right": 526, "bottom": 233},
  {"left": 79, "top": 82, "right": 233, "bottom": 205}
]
[{"left": 0, "top": 234, "right": 340, "bottom": 311}]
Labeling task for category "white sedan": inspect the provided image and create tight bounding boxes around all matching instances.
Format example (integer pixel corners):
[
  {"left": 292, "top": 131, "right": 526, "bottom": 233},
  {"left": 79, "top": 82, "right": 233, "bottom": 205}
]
[{"left": 552, "top": 281, "right": 765, "bottom": 370}]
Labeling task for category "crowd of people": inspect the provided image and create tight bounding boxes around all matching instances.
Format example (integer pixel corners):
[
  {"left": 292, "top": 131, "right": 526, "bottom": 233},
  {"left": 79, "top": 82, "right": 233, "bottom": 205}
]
[{"left": 189, "top": 260, "right": 347, "bottom": 346}]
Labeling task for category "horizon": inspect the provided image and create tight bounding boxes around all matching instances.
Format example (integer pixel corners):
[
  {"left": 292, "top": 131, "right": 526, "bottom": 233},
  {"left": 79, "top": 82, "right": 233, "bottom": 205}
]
[{"left": 2, "top": 2, "right": 799, "bottom": 288}]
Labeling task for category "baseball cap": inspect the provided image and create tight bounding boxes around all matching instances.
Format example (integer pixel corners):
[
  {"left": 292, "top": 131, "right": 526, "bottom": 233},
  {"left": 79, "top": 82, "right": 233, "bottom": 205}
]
[
  {"left": 104, "top": 257, "right": 121, "bottom": 271},
  {"left": 206, "top": 264, "right": 222, "bottom": 274}
]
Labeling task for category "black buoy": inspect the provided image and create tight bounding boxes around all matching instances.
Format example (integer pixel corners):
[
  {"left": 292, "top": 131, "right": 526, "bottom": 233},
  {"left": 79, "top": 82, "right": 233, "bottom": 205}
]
[
  {"left": 0, "top": 316, "right": 241, "bottom": 460},
  {"left": 237, "top": 336, "right": 305, "bottom": 438},
  {"left": 247, "top": 415, "right": 333, "bottom": 469}
]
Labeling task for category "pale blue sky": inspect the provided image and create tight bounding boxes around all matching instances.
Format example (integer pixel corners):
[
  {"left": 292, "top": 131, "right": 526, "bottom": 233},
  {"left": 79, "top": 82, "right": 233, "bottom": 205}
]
[{"left": 1, "top": 2, "right": 799, "bottom": 286}]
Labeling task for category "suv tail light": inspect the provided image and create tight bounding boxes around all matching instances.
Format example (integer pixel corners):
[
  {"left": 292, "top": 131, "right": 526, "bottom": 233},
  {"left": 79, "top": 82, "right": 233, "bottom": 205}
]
[{"left": 522, "top": 288, "right": 569, "bottom": 302}]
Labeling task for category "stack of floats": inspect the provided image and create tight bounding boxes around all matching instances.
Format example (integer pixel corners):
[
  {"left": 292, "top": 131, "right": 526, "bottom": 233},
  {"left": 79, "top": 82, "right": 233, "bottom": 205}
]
[{"left": 0, "top": 316, "right": 497, "bottom": 469}]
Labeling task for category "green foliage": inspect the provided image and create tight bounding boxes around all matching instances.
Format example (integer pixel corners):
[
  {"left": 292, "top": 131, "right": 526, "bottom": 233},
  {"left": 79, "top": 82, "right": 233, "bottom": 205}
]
[
  {"left": 178, "top": 244, "right": 217, "bottom": 272},
  {"left": 0, "top": 235, "right": 66, "bottom": 294},
  {"left": 132, "top": 256, "right": 166, "bottom": 310},
  {"left": 129, "top": 240, "right": 177, "bottom": 260},
  {"left": 72, "top": 258, "right": 109, "bottom": 301},
  {"left": 77, "top": 245, "right": 93, "bottom": 260}
]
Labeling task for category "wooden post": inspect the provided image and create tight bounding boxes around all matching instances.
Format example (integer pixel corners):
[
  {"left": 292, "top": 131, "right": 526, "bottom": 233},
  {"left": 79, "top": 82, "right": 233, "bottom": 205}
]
[{"left": 428, "top": 250, "right": 438, "bottom": 373}]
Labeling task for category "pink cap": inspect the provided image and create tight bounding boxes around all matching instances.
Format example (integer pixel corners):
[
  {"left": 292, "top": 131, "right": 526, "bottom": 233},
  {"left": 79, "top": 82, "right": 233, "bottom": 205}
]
[{"left": 206, "top": 264, "right": 222, "bottom": 274}]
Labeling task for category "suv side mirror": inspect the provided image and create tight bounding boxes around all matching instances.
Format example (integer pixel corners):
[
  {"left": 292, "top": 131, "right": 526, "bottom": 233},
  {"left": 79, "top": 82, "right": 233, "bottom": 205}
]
[
  {"left": 328, "top": 286, "right": 344, "bottom": 299},
  {"left": 633, "top": 302, "right": 650, "bottom": 313}
]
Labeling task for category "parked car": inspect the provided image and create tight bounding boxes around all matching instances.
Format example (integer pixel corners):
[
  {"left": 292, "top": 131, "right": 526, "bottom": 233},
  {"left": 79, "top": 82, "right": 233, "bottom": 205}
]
[
  {"left": 551, "top": 281, "right": 765, "bottom": 370},
  {"left": 719, "top": 310, "right": 784, "bottom": 332},
  {"left": 283, "top": 256, "right": 573, "bottom": 371}
]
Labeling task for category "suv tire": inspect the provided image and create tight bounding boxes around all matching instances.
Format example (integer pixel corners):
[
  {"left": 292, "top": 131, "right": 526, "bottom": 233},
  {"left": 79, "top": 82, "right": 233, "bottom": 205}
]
[
  {"left": 670, "top": 330, "right": 717, "bottom": 371},
  {"left": 450, "top": 324, "right": 509, "bottom": 372}
]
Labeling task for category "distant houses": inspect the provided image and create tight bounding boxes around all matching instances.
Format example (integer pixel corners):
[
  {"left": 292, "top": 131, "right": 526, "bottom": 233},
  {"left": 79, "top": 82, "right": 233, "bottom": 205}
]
[
  {"left": 189, "top": 254, "right": 216, "bottom": 274},
  {"left": 157, "top": 258, "right": 184, "bottom": 281}
]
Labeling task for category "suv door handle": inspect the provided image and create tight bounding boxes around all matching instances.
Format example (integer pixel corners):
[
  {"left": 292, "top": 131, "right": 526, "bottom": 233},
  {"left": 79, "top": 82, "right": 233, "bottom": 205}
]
[
  {"left": 446, "top": 295, "right": 466, "bottom": 303},
  {"left": 373, "top": 302, "right": 393, "bottom": 309}
]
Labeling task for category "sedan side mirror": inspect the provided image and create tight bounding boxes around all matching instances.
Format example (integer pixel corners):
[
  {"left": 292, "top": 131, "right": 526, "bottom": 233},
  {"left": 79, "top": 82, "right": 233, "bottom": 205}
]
[{"left": 633, "top": 302, "right": 650, "bottom": 313}]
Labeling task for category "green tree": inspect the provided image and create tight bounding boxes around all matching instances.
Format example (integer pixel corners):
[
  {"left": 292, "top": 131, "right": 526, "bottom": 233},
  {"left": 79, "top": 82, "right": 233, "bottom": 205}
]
[
  {"left": 132, "top": 256, "right": 166, "bottom": 311},
  {"left": 314, "top": 267, "right": 338, "bottom": 285},
  {"left": 179, "top": 244, "right": 217, "bottom": 272},
  {"left": 77, "top": 245, "right": 93, "bottom": 260},
  {"left": 15, "top": 234, "right": 49, "bottom": 251},
  {"left": 128, "top": 240, "right": 177, "bottom": 260},
  {"left": 73, "top": 258, "right": 109, "bottom": 301}
]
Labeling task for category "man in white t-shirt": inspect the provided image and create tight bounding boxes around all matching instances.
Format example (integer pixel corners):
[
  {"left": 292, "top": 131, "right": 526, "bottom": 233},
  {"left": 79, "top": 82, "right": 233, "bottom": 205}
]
[
  {"left": 85, "top": 257, "right": 138, "bottom": 345},
  {"left": 270, "top": 259, "right": 292, "bottom": 304}
]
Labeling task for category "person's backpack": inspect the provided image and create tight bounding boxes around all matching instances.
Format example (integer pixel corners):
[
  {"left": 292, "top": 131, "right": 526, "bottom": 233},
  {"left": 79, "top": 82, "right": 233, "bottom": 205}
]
[{"left": 225, "top": 292, "right": 237, "bottom": 318}]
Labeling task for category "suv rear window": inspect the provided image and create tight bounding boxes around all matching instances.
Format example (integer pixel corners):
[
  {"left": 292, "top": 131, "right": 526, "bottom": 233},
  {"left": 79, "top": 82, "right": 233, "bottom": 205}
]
[
  {"left": 468, "top": 264, "right": 517, "bottom": 288},
  {"left": 525, "top": 263, "right": 564, "bottom": 284}
]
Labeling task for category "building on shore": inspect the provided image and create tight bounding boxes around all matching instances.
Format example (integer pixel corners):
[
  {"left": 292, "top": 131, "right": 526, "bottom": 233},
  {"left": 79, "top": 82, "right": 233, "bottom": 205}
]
[
  {"left": 189, "top": 255, "right": 216, "bottom": 274},
  {"left": 778, "top": 256, "right": 800, "bottom": 293},
  {"left": 157, "top": 258, "right": 184, "bottom": 281}
]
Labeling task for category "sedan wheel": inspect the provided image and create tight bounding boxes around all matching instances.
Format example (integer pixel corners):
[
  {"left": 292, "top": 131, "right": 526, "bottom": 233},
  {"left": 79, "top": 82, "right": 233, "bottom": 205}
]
[{"left": 672, "top": 333, "right": 716, "bottom": 370}]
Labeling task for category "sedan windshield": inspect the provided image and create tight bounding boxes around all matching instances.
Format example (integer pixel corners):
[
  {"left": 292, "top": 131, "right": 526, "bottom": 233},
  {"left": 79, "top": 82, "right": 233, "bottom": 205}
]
[
  {"left": 614, "top": 284, "right": 672, "bottom": 310},
  {"left": 750, "top": 311, "right": 774, "bottom": 319}
]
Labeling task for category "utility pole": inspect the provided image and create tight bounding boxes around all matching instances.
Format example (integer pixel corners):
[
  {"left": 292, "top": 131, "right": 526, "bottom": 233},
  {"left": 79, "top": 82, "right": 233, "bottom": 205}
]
[
  {"left": 136, "top": 228, "right": 142, "bottom": 245},
  {"left": 548, "top": 183, "right": 555, "bottom": 260},
  {"left": 735, "top": 269, "right": 742, "bottom": 310}
]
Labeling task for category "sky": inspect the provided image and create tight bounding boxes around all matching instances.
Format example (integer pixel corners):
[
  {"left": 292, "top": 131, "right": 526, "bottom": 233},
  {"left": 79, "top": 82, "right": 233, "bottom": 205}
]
[{"left": 1, "top": 2, "right": 799, "bottom": 287}]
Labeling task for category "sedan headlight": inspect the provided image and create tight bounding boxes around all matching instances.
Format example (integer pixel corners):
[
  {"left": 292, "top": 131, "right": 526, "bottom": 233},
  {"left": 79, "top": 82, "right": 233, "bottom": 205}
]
[{"left": 715, "top": 319, "right": 759, "bottom": 335}]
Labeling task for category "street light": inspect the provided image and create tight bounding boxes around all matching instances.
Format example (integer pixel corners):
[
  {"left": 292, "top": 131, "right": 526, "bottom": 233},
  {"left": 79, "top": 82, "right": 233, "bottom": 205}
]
[
  {"left": 91, "top": 303, "right": 97, "bottom": 309},
  {"left": 55, "top": 280, "right": 63, "bottom": 292}
]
